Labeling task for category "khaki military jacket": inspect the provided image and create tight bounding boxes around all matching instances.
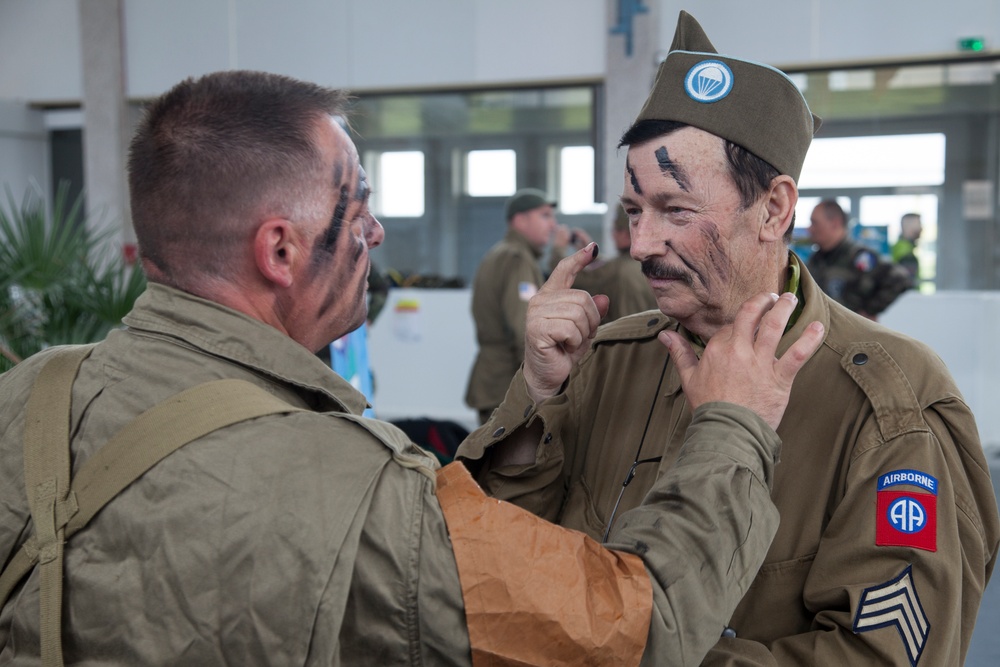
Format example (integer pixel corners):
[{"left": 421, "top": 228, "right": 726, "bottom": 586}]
[
  {"left": 573, "top": 253, "right": 658, "bottom": 323},
  {"left": 808, "top": 237, "right": 912, "bottom": 317},
  {"left": 465, "top": 230, "right": 544, "bottom": 412},
  {"left": 1, "top": 283, "right": 794, "bottom": 666},
  {"left": 0, "top": 284, "right": 472, "bottom": 665},
  {"left": 460, "top": 255, "right": 1000, "bottom": 666}
]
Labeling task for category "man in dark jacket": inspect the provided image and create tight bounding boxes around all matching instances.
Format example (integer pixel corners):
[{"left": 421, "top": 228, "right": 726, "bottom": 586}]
[{"left": 808, "top": 199, "right": 912, "bottom": 319}]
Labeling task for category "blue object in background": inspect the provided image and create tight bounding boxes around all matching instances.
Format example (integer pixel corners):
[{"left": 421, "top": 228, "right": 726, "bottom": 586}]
[
  {"left": 853, "top": 224, "right": 890, "bottom": 256},
  {"left": 330, "top": 322, "right": 375, "bottom": 418}
]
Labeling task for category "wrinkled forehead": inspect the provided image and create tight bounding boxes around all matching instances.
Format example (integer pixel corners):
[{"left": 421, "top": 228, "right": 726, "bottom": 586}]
[{"left": 626, "top": 125, "right": 726, "bottom": 167}]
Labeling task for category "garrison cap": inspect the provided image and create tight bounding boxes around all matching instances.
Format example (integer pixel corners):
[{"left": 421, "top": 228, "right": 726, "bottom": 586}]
[
  {"left": 632, "top": 11, "right": 821, "bottom": 182},
  {"left": 505, "top": 188, "right": 557, "bottom": 220}
]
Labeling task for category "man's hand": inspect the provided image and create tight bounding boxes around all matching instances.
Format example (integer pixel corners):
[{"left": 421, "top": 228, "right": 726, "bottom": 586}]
[
  {"left": 552, "top": 225, "right": 594, "bottom": 253},
  {"left": 523, "top": 243, "right": 610, "bottom": 403},
  {"left": 659, "top": 293, "right": 824, "bottom": 431}
]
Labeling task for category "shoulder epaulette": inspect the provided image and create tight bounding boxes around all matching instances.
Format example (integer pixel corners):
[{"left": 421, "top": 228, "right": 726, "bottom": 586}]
[{"left": 837, "top": 341, "right": 930, "bottom": 441}]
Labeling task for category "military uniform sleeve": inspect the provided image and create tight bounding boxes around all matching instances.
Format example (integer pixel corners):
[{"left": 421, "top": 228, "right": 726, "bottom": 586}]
[
  {"left": 456, "top": 367, "right": 575, "bottom": 521},
  {"left": 500, "top": 255, "right": 543, "bottom": 365},
  {"left": 443, "top": 402, "right": 781, "bottom": 667},
  {"left": 700, "top": 396, "right": 999, "bottom": 666}
]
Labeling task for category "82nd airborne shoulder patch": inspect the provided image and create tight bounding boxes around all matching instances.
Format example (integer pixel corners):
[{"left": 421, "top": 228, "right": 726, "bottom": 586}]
[{"left": 875, "top": 469, "right": 937, "bottom": 552}]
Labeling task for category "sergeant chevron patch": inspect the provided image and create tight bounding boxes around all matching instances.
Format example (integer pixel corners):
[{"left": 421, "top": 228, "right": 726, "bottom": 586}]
[{"left": 853, "top": 566, "right": 929, "bottom": 666}]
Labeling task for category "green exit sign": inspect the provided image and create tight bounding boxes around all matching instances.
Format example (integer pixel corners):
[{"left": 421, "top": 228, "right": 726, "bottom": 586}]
[{"left": 958, "top": 37, "right": 986, "bottom": 52}]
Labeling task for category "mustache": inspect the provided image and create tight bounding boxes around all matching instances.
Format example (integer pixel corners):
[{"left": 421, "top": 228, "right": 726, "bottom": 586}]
[{"left": 641, "top": 259, "right": 693, "bottom": 286}]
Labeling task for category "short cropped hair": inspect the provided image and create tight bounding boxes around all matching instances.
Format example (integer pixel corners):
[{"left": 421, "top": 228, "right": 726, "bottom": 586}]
[
  {"left": 619, "top": 120, "right": 793, "bottom": 241},
  {"left": 128, "top": 70, "right": 349, "bottom": 285},
  {"left": 814, "top": 199, "right": 848, "bottom": 227}
]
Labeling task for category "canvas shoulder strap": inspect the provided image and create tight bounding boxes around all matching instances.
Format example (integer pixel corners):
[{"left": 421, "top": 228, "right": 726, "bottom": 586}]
[{"left": 0, "top": 345, "right": 305, "bottom": 667}]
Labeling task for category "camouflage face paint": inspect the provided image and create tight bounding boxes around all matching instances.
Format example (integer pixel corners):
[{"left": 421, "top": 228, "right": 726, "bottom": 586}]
[
  {"left": 697, "top": 220, "right": 731, "bottom": 287},
  {"left": 626, "top": 158, "right": 643, "bottom": 196},
  {"left": 654, "top": 146, "right": 690, "bottom": 192}
]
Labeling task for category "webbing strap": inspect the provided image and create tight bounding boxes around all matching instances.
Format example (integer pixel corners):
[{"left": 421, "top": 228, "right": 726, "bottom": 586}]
[
  {"left": 0, "top": 346, "right": 304, "bottom": 667},
  {"left": 21, "top": 344, "right": 94, "bottom": 667}
]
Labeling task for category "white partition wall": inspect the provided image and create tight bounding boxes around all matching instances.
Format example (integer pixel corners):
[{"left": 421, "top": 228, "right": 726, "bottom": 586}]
[{"left": 367, "top": 288, "right": 479, "bottom": 431}]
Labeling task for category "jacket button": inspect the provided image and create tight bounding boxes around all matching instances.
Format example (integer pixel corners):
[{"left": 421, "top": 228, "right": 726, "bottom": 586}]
[
  {"left": 853, "top": 353, "right": 869, "bottom": 366},
  {"left": 647, "top": 317, "right": 659, "bottom": 327},
  {"left": 543, "top": 433, "right": 553, "bottom": 444},
  {"left": 492, "top": 426, "right": 505, "bottom": 438},
  {"left": 523, "top": 405, "right": 532, "bottom": 418}
]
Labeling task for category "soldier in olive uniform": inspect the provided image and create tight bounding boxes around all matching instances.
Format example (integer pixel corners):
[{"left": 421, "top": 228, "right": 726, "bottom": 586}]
[
  {"left": 808, "top": 199, "right": 913, "bottom": 319},
  {"left": 459, "top": 12, "right": 999, "bottom": 667},
  {"left": 465, "top": 189, "right": 557, "bottom": 424},
  {"left": 2, "top": 71, "right": 830, "bottom": 666}
]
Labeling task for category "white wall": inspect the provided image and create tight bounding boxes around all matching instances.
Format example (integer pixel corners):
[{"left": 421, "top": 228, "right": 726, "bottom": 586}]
[
  {"left": 0, "top": 101, "right": 50, "bottom": 205},
  {"left": 2, "top": 0, "right": 998, "bottom": 104},
  {"left": 664, "top": 0, "right": 1000, "bottom": 66},
  {"left": 368, "top": 288, "right": 479, "bottom": 431}
]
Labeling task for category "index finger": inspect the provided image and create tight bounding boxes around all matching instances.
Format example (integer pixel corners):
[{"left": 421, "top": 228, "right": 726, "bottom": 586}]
[{"left": 541, "top": 242, "right": 599, "bottom": 292}]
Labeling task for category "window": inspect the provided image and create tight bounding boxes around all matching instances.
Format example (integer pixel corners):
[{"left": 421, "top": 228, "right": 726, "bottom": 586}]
[
  {"left": 364, "top": 150, "right": 425, "bottom": 217},
  {"left": 799, "top": 134, "right": 946, "bottom": 190},
  {"left": 555, "top": 146, "right": 607, "bottom": 215},
  {"left": 465, "top": 149, "right": 516, "bottom": 196}
]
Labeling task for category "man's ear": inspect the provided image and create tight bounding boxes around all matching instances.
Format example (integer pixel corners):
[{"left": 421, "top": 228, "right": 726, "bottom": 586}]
[
  {"left": 254, "top": 218, "right": 299, "bottom": 288},
  {"left": 760, "top": 176, "right": 797, "bottom": 243}
]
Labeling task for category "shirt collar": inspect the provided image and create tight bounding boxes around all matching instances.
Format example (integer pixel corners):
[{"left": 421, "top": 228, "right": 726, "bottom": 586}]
[{"left": 122, "top": 283, "right": 369, "bottom": 415}]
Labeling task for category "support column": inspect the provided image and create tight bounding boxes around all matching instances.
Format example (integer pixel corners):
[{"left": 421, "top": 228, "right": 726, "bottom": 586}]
[
  {"left": 79, "top": 0, "right": 132, "bottom": 255},
  {"left": 601, "top": 0, "right": 662, "bottom": 245}
]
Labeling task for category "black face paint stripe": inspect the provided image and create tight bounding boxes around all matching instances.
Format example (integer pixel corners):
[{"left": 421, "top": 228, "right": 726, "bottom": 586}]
[
  {"left": 320, "top": 184, "right": 349, "bottom": 253},
  {"left": 626, "top": 159, "right": 643, "bottom": 196},
  {"left": 654, "top": 146, "right": 689, "bottom": 192},
  {"left": 699, "top": 222, "right": 730, "bottom": 284}
]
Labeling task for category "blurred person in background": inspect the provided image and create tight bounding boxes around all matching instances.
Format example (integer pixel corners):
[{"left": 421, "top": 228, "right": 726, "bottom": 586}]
[
  {"left": 808, "top": 199, "right": 912, "bottom": 319},
  {"left": 465, "top": 188, "right": 557, "bottom": 424},
  {"left": 892, "top": 212, "right": 924, "bottom": 284}
]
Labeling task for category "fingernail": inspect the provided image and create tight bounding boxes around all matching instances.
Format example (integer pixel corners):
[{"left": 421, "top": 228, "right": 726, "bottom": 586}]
[
  {"left": 592, "top": 243, "right": 599, "bottom": 259},
  {"left": 770, "top": 293, "right": 779, "bottom": 301}
]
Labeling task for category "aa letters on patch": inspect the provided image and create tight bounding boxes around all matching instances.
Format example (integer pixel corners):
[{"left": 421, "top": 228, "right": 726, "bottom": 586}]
[{"left": 875, "top": 469, "right": 938, "bottom": 552}]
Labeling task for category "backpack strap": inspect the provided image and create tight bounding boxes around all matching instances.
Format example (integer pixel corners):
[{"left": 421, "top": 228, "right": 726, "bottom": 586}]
[{"left": 0, "top": 346, "right": 306, "bottom": 667}]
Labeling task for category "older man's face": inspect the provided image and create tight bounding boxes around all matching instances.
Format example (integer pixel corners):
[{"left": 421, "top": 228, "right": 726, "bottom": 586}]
[{"left": 620, "top": 126, "right": 768, "bottom": 334}]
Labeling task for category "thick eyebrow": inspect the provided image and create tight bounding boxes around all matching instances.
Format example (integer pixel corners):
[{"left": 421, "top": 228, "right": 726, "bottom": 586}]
[{"left": 654, "top": 146, "right": 690, "bottom": 192}]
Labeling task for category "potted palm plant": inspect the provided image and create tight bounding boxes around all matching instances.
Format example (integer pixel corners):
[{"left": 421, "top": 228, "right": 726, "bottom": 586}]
[{"left": 0, "top": 183, "right": 146, "bottom": 372}]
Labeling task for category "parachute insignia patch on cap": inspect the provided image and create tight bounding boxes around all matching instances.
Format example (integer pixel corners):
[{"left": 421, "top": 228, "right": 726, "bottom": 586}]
[{"left": 684, "top": 60, "right": 733, "bottom": 104}]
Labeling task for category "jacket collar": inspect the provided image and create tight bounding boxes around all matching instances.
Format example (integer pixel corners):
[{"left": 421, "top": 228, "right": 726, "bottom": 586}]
[{"left": 122, "top": 283, "right": 369, "bottom": 415}]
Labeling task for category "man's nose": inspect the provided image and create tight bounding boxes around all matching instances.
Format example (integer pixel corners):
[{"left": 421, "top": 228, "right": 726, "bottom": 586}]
[
  {"left": 629, "top": 216, "right": 665, "bottom": 261},
  {"left": 367, "top": 216, "right": 385, "bottom": 249}
]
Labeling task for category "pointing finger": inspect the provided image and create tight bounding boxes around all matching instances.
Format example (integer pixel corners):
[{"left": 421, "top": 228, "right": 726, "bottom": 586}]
[{"left": 541, "top": 242, "right": 600, "bottom": 292}]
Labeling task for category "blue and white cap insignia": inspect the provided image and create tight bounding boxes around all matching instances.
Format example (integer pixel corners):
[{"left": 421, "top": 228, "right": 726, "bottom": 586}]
[{"left": 684, "top": 60, "right": 734, "bottom": 104}]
